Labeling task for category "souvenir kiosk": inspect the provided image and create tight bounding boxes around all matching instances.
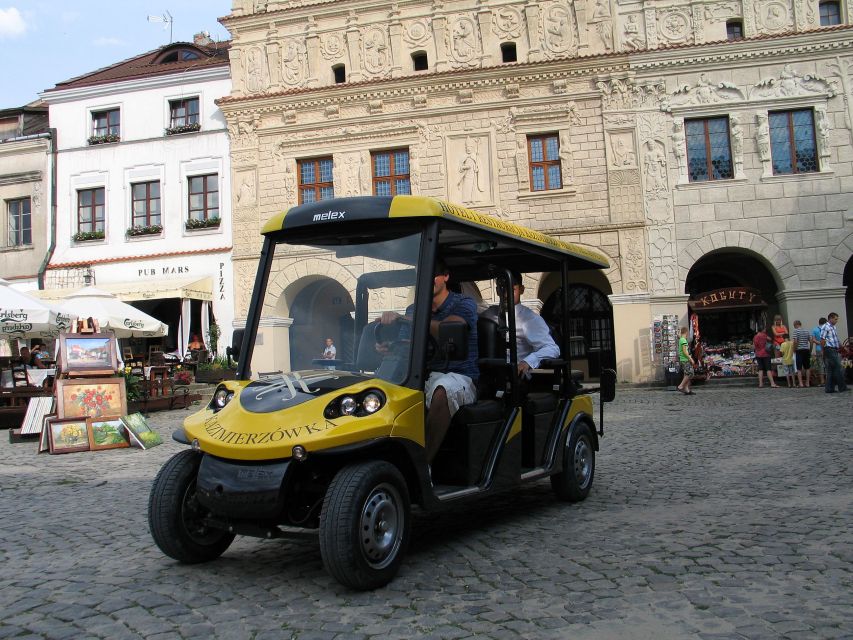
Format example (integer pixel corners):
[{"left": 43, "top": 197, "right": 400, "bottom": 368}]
[{"left": 688, "top": 287, "right": 768, "bottom": 378}]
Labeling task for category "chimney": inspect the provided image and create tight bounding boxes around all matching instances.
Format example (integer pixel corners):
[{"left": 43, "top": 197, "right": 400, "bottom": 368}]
[{"left": 193, "top": 31, "right": 213, "bottom": 46}]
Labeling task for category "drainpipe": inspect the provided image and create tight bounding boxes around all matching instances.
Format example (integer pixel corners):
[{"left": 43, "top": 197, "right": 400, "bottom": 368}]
[{"left": 37, "top": 128, "right": 58, "bottom": 289}]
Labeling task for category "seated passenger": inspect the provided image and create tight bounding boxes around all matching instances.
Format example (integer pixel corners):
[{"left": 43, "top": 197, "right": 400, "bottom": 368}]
[
  {"left": 498, "top": 271, "right": 560, "bottom": 379},
  {"left": 380, "top": 259, "right": 479, "bottom": 462}
]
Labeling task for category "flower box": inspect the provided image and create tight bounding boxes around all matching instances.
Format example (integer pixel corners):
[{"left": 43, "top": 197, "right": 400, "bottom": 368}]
[
  {"left": 72, "top": 230, "right": 105, "bottom": 242},
  {"left": 88, "top": 134, "right": 121, "bottom": 145},
  {"left": 185, "top": 217, "right": 221, "bottom": 231},
  {"left": 126, "top": 224, "right": 163, "bottom": 237},
  {"left": 165, "top": 122, "right": 201, "bottom": 136},
  {"left": 194, "top": 368, "right": 236, "bottom": 384}
]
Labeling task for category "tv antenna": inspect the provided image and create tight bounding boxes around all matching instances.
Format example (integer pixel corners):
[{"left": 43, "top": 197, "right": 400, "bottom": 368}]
[{"left": 147, "top": 10, "right": 174, "bottom": 43}]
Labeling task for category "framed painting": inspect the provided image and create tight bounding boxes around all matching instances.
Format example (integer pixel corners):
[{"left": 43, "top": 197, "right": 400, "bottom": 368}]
[
  {"left": 59, "top": 333, "right": 117, "bottom": 376},
  {"left": 38, "top": 413, "right": 56, "bottom": 453},
  {"left": 47, "top": 416, "right": 90, "bottom": 454},
  {"left": 121, "top": 412, "right": 163, "bottom": 449},
  {"left": 88, "top": 417, "right": 129, "bottom": 451},
  {"left": 56, "top": 377, "right": 127, "bottom": 420}
]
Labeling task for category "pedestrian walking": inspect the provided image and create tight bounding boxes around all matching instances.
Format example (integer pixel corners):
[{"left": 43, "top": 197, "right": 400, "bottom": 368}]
[
  {"left": 792, "top": 320, "right": 811, "bottom": 387},
  {"left": 677, "top": 326, "right": 695, "bottom": 395},
  {"left": 820, "top": 312, "right": 848, "bottom": 393},
  {"left": 810, "top": 317, "right": 826, "bottom": 387},
  {"left": 780, "top": 333, "right": 795, "bottom": 388},
  {"left": 753, "top": 325, "right": 778, "bottom": 388}
]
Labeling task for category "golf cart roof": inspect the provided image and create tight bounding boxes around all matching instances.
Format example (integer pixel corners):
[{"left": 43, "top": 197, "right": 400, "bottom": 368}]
[{"left": 262, "top": 195, "right": 609, "bottom": 271}]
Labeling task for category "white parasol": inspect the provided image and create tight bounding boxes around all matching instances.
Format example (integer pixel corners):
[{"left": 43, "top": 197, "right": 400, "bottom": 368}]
[
  {"left": 0, "top": 278, "right": 75, "bottom": 339},
  {"left": 58, "top": 286, "right": 168, "bottom": 338}
]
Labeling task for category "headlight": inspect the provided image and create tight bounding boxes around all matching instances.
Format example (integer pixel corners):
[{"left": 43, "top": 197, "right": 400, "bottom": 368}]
[
  {"left": 362, "top": 392, "right": 382, "bottom": 414},
  {"left": 340, "top": 396, "right": 357, "bottom": 415},
  {"left": 213, "top": 387, "right": 232, "bottom": 409}
]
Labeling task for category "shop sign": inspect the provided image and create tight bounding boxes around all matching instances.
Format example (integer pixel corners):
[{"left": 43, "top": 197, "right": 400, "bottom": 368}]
[{"left": 689, "top": 287, "right": 765, "bottom": 310}]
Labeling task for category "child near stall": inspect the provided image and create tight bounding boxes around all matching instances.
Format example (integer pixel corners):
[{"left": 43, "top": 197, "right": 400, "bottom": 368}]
[{"left": 780, "top": 333, "right": 796, "bottom": 388}]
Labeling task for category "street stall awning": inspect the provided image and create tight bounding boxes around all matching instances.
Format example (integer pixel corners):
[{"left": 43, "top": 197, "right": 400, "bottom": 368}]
[
  {"left": 34, "top": 277, "right": 213, "bottom": 303},
  {"left": 688, "top": 287, "right": 767, "bottom": 312},
  {"left": 98, "top": 277, "right": 212, "bottom": 302}
]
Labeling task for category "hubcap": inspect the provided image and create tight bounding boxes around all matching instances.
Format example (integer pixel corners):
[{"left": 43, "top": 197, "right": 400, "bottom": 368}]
[
  {"left": 573, "top": 437, "right": 592, "bottom": 489},
  {"left": 359, "top": 482, "right": 403, "bottom": 569}
]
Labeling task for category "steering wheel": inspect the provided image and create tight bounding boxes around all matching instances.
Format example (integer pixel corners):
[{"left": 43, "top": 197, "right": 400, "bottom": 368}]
[{"left": 374, "top": 317, "right": 411, "bottom": 355}]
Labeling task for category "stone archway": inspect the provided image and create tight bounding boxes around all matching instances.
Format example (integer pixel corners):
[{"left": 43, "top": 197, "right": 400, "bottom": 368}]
[{"left": 288, "top": 278, "right": 355, "bottom": 371}]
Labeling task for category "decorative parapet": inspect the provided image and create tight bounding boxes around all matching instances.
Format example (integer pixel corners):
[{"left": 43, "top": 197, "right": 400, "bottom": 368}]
[
  {"left": 661, "top": 73, "right": 745, "bottom": 112},
  {"left": 596, "top": 75, "right": 666, "bottom": 111}
]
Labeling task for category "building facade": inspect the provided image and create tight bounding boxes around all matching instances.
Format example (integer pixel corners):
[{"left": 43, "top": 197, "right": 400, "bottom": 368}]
[
  {"left": 39, "top": 38, "right": 236, "bottom": 357},
  {"left": 0, "top": 103, "right": 52, "bottom": 290},
  {"left": 218, "top": 0, "right": 852, "bottom": 381}
]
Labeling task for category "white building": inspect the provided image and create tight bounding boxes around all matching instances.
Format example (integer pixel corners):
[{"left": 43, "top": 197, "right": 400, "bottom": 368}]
[{"left": 40, "top": 37, "right": 235, "bottom": 357}]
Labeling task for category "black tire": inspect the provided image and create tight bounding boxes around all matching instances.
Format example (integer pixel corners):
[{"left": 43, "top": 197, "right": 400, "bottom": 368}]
[
  {"left": 550, "top": 422, "right": 595, "bottom": 502},
  {"left": 148, "top": 450, "right": 235, "bottom": 563},
  {"left": 319, "top": 461, "right": 410, "bottom": 590}
]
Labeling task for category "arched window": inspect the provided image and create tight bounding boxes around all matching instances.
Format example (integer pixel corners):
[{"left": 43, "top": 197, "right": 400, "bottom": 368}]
[
  {"left": 332, "top": 64, "right": 346, "bottom": 84},
  {"left": 411, "top": 51, "right": 428, "bottom": 71},
  {"left": 726, "top": 20, "right": 743, "bottom": 40},
  {"left": 819, "top": 0, "right": 841, "bottom": 25},
  {"left": 154, "top": 47, "right": 203, "bottom": 64},
  {"left": 501, "top": 42, "right": 518, "bottom": 63}
]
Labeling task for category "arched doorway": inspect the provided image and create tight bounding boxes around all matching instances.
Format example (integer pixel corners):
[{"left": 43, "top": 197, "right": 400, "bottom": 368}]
[
  {"left": 541, "top": 271, "right": 616, "bottom": 378},
  {"left": 288, "top": 278, "right": 354, "bottom": 371},
  {"left": 685, "top": 250, "right": 780, "bottom": 377}
]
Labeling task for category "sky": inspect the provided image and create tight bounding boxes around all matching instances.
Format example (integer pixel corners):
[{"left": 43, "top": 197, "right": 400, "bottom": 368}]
[{"left": 0, "top": 1, "right": 232, "bottom": 108}]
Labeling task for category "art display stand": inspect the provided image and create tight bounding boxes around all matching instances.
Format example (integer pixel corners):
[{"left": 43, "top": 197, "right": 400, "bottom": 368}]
[{"left": 651, "top": 314, "right": 680, "bottom": 389}]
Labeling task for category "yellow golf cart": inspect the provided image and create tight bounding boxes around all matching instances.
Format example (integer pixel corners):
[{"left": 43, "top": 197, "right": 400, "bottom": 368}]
[{"left": 148, "top": 195, "right": 616, "bottom": 590}]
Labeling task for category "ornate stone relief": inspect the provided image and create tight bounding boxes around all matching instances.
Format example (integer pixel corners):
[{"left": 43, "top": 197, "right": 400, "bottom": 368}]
[
  {"left": 446, "top": 132, "right": 493, "bottom": 206},
  {"left": 588, "top": 0, "right": 614, "bottom": 52},
  {"left": 641, "top": 140, "right": 668, "bottom": 198},
  {"left": 447, "top": 14, "right": 481, "bottom": 67},
  {"left": 341, "top": 152, "right": 370, "bottom": 196},
  {"left": 620, "top": 228, "right": 648, "bottom": 293},
  {"left": 662, "top": 73, "right": 745, "bottom": 112},
  {"left": 608, "top": 169, "right": 643, "bottom": 223},
  {"left": 244, "top": 46, "right": 270, "bottom": 94},
  {"left": 229, "top": 119, "right": 259, "bottom": 149},
  {"left": 492, "top": 6, "right": 523, "bottom": 39},
  {"left": 604, "top": 113, "right": 636, "bottom": 127},
  {"left": 656, "top": 8, "right": 693, "bottom": 45},
  {"left": 750, "top": 64, "right": 837, "bottom": 98},
  {"left": 362, "top": 26, "right": 392, "bottom": 77},
  {"left": 320, "top": 33, "right": 346, "bottom": 60},
  {"left": 559, "top": 130, "right": 575, "bottom": 185},
  {"left": 607, "top": 131, "right": 637, "bottom": 169},
  {"left": 755, "top": 111, "right": 773, "bottom": 177},
  {"left": 703, "top": 2, "right": 740, "bottom": 22},
  {"left": 510, "top": 102, "right": 582, "bottom": 125},
  {"left": 32, "top": 183, "right": 41, "bottom": 211},
  {"left": 597, "top": 76, "right": 666, "bottom": 111},
  {"left": 753, "top": 0, "right": 793, "bottom": 32},
  {"left": 235, "top": 170, "right": 257, "bottom": 208},
  {"left": 280, "top": 39, "right": 308, "bottom": 87},
  {"left": 647, "top": 226, "right": 678, "bottom": 294},
  {"left": 814, "top": 105, "right": 832, "bottom": 170},
  {"left": 539, "top": 2, "right": 578, "bottom": 58},
  {"left": 671, "top": 120, "right": 688, "bottom": 184},
  {"left": 730, "top": 114, "right": 745, "bottom": 179},
  {"left": 515, "top": 135, "right": 529, "bottom": 187},
  {"left": 621, "top": 14, "right": 645, "bottom": 51},
  {"left": 403, "top": 18, "right": 432, "bottom": 46},
  {"left": 827, "top": 57, "right": 853, "bottom": 142}
]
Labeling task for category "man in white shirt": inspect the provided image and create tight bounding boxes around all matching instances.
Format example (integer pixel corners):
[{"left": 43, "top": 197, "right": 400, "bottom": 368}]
[
  {"left": 322, "top": 337, "right": 337, "bottom": 370},
  {"left": 505, "top": 271, "right": 560, "bottom": 379}
]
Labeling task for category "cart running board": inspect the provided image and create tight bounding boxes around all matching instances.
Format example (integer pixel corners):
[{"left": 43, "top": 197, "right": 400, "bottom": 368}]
[{"left": 205, "top": 517, "right": 318, "bottom": 540}]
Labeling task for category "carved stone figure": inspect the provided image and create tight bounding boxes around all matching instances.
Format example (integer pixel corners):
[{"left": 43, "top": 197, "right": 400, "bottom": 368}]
[
  {"left": 515, "top": 137, "right": 528, "bottom": 186},
  {"left": 643, "top": 140, "right": 667, "bottom": 195},
  {"left": 343, "top": 155, "right": 363, "bottom": 196},
  {"left": 622, "top": 15, "right": 644, "bottom": 50},
  {"left": 282, "top": 163, "right": 297, "bottom": 203},
  {"left": 281, "top": 40, "right": 306, "bottom": 86},
  {"left": 559, "top": 130, "right": 573, "bottom": 185},
  {"left": 730, "top": 114, "right": 744, "bottom": 178},
  {"left": 237, "top": 173, "right": 256, "bottom": 206},
  {"left": 610, "top": 135, "right": 635, "bottom": 167},
  {"left": 245, "top": 47, "right": 268, "bottom": 94},
  {"left": 756, "top": 112, "right": 771, "bottom": 163},
  {"left": 492, "top": 6, "right": 523, "bottom": 38},
  {"left": 671, "top": 120, "right": 687, "bottom": 180},
  {"left": 543, "top": 5, "right": 573, "bottom": 54},
  {"left": 815, "top": 106, "right": 831, "bottom": 165},
  {"left": 451, "top": 17, "right": 477, "bottom": 62},
  {"left": 457, "top": 137, "right": 483, "bottom": 203},
  {"left": 363, "top": 27, "right": 390, "bottom": 74}
]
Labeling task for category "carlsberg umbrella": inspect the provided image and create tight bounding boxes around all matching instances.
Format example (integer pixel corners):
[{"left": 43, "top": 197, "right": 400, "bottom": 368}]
[
  {"left": 59, "top": 287, "right": 168, "bottom": 338},
  {"left": 0, "top": 278, "right": 75, "bottom": 338}
]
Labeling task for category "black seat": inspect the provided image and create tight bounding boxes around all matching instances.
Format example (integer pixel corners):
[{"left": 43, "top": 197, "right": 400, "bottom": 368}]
[{"left": 475, "top": 311, "right": 511, "bottom": 400}]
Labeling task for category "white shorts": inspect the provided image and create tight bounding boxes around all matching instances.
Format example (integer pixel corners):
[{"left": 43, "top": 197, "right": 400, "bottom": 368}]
[{"left": 425, "top": 371, "right": 477, "bottom": 416}]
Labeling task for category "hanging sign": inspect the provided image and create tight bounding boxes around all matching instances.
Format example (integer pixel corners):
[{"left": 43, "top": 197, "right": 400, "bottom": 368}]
[{"left": 688, "top": 287, "right": 766, "bottom": 311}]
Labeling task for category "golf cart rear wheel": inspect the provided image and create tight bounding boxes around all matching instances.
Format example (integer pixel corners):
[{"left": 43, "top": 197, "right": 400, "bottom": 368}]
[
  {"left": 319, "top": 461, "right": 410, "bottom": 590},
  {"left": 148, "top": 450, "right": 235, "bottom": 563},
  {"left": 550, "top": 422, "right": 595, "bottom": 502}
]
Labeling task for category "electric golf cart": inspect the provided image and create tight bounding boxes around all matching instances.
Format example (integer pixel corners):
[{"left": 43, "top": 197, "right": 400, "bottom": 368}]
[{"left": 148, "top": 195, "right": 616, "bottom": 590}]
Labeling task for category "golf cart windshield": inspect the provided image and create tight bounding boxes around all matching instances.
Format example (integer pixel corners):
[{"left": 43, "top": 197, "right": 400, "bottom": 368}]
[{"left": 258, "top": 230, "right": 422, "bottom": 384}]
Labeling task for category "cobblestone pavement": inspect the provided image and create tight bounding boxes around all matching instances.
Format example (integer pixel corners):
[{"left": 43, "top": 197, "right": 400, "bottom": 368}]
[{"left": 0, "top": 385, "right": 851, "bottom": 640}]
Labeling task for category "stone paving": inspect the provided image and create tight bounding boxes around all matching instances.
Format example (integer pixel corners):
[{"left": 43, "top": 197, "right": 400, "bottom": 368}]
[{"left": 0, "top": 384, "right": 850, "bottom": 640}]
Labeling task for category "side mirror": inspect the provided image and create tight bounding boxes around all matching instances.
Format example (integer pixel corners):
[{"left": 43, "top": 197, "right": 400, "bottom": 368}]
[
  {"left": 600, "top": 368, "right": 616, "bottom": 403},
  {"left": 437, "top": 321, "right": 469, "bottom": 360},
  {"left": 229, "top": 329, "right": 244, "bottom": 363}
]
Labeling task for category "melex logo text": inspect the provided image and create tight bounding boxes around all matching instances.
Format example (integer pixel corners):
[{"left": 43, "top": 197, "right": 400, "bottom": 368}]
[{"left": 313, "top": 210, "right": 346, "bottom": 222}]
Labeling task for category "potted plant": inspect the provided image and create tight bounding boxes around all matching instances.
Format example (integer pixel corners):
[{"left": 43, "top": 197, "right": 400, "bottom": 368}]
[
  {"left": 72, "top": 230, "right": 106, "bottom": 242},
  {"left": 206, "top": 322, "right": 221, "bottom": 358},
  {"left": 185, "top": 217, "right": 221, "bottom": 231},
  {"left": 165, "top": 122, "right": 201, "bottom": 136},
  {"left": 195, "top": 355, "right": 237, "bottom": 383},
  {"left": 173, "top": 368, "right": 193, "bottom": 386},
  {"left": 88, "top": 133, "right": 121, "bottom": 145},
  {"left": 127, "top": 223, "right": 163, "bottom": 237}
]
